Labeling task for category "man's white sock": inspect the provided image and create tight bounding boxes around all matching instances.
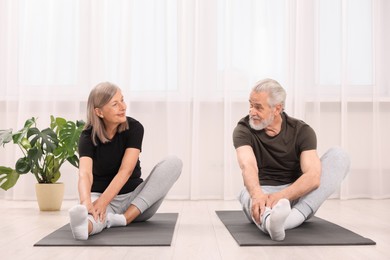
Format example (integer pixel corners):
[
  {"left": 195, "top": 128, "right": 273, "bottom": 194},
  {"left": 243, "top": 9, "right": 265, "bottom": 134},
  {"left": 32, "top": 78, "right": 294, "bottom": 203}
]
[
  {"left": 284, "top": 208, "right": 306, "bottom": 230},
  {"left": 265, "top": 199, "right": 291, "bottom": 241},
  {"left": 69, "top": 205, "right": 89, "bottom": 240},
  {"left": 106, "top": 213, "right": 127, "bottom": 228}
]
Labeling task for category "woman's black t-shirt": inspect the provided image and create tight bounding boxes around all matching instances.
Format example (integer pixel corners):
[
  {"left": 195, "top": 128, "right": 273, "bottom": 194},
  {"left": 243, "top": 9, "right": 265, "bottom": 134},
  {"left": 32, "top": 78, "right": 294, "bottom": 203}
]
[{"left": 78, "top": 117, "right": 144, "bottom": 194}]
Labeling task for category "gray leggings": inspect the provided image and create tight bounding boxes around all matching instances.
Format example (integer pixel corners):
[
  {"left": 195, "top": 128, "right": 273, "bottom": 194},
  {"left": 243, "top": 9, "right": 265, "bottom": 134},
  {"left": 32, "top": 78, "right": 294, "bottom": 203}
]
[
  {"left": 239, "top": 147, "right": 351, "bottom": 221},
  {"left": 89, "top": 155, "right": 182, "bottom": 229}
]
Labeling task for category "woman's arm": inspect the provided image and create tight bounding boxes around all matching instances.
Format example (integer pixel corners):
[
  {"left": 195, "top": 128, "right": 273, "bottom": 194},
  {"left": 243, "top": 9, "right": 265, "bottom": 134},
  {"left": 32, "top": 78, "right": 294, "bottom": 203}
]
[
  {"left": 78, "top": 156, "right": 100, "bottom": 220},
  {"left": 92, "top": 148, "right": 140, "bottom": 220}
]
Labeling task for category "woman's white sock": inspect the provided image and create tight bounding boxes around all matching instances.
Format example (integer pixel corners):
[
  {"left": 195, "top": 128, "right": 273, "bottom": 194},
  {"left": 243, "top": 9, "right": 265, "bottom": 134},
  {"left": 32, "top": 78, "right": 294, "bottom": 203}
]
[
  {"left": 106, "top": 213, "right": 127, "bottom": 228},
  {"left": 69, "top": 205, "right": 89, "bottom": 240}
]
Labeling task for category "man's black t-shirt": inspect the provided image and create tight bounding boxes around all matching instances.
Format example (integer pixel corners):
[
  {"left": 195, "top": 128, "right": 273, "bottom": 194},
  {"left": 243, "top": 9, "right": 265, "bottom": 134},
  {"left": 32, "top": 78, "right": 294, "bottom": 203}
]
[
  {"left": 78, "top": 117, "right": 144, "bottom": 194},
  {"left": 232, "top": 112, "right": 317, "bottom": 186}
]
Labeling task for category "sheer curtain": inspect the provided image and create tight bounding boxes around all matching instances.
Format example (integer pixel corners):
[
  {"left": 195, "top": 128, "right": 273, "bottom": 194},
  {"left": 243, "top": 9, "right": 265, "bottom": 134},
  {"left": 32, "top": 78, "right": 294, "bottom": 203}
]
[{"left": 0, "top": 0, "right": 389, "bottom": 201}]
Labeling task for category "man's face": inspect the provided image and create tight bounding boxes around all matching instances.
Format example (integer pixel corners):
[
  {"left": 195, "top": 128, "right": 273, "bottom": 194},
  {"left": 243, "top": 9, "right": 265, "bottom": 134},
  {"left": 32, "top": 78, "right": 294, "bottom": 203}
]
[{"left": 248, "top": 91, "right": 275, "bottom": 130}]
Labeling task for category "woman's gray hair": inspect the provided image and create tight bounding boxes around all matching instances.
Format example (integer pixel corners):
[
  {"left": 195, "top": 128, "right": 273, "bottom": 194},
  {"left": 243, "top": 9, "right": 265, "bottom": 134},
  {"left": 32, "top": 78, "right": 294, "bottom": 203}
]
[
  {"left": 85, "top": 81, "right": 128, "bottom": 145},
  {"left": 252, "top": 78, "right": 286, "bottom": 110}
]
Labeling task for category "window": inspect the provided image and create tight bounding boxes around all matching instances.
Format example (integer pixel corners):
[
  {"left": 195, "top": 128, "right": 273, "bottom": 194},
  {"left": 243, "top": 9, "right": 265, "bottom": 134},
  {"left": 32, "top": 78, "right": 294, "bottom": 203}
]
[{"left": 18, "top": 0, "right": 79, "bottom": 86}]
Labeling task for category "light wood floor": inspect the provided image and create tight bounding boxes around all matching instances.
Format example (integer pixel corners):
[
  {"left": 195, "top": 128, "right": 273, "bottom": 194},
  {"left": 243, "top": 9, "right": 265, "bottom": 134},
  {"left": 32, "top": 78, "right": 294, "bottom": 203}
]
[{"left": 1, "top": 199, "right": 389, "bottom": 260}]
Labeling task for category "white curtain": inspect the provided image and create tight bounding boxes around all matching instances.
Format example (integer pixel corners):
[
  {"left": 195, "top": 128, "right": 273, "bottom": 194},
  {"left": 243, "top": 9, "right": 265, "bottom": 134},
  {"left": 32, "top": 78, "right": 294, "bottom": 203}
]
[{"left": 0, "top": 0, "right": 389, "bottom": 200}]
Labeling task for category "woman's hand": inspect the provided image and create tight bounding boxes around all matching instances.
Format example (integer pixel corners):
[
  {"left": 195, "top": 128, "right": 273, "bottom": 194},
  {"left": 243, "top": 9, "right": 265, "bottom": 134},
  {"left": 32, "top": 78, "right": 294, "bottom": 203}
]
[
  {"left": 80, "top": 201, "right": 99, "bottom": 222},
  {"left": 91, "top": 198, "right": 108, "bottom": 222},
  {"left": 81, "top": 200, "right": 106, "bottom": 223}
]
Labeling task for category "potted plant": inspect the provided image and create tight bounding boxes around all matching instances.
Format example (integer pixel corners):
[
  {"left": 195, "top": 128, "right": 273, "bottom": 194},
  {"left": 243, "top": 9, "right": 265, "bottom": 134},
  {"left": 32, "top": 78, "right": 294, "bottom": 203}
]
[{"left": 0, "top": 116, "right": 85, "bottom": 211}]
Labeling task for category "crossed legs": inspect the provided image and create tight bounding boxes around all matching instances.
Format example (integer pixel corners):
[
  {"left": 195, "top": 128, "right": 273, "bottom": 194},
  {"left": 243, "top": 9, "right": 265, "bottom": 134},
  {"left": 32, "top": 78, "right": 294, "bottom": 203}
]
[
  {"left": 238, "top": 147, "right": 350, "bottom": 241},
  {"left": 69, "top": 155, "right": 182, "bottom": 240}
]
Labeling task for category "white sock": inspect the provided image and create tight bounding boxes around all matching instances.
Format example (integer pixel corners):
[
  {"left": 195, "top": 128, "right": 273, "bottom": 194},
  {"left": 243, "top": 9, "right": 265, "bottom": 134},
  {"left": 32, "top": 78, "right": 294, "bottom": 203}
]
[
  {"left": 284, "top": 208, "right": 306, "bottom": 230},
  {"left": 251, "top": 207, "right": 271, "bottom": 234},
  {"left": 106, "top": 213, "right": 127, "bottom": 228},
  {"left": 265, "top": 199, "right": 291, "bottom": 241},
  {"left": 88, "top": 215, "right": 106, "bottom": 235},
  {"left": 69, "top": 205, "right": 89, "bottom": 240}
]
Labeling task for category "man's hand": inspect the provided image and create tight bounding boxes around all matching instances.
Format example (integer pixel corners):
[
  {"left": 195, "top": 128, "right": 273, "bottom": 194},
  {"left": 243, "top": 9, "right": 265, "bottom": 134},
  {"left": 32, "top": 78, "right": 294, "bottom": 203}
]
[
  {"left": 251, "top": 193, "right": 269, "bottom": 224},
  {"left": 266, "top": 192, "right": 286, "bottom": 208}
]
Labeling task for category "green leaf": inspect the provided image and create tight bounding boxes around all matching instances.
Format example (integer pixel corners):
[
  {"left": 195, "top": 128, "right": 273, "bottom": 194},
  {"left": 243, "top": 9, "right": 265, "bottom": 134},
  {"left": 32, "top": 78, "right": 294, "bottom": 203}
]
[
  {"left": 50, "top": 116, "right": 67, "bottom": 134},
  {"left": 43, "top": 154, "right": 61, "bottom": 183},
  {"left": 27, "top": 146, "right": 43, "bottom": 168},
  {"left": 0, "top": 166, "right": 13, "bottom": 175},
  {"left": 45, "top": 154, "right": 59, "bottom": 172},
  {"left": 59, "top": 121, "right": 79, "bottom": 155},
  {"left": 0, "top": 129, "right": 13, "bottom": 146},
  {"left": 24, "top": 118, "right": 36, "bottom": 128},
  {"left": 15, "top": 157, "right": 31, "bottom": 174},
  {"left": 20, "top": 137, "right": 31, "bottom": 149},
  {"left": 11, "top": 118, "right": 36, "bottom": 144},
  {"left": 58, "top": 120, "right": 84, "bottom": 158},
  {"left": 56, "top": 117, "right": 67, "bottom": 127},
  {"left": 50, "top": 170, "right": 61, "bottom": 183},
  {"left": 67, "top": 155, "right": 79, "bottom": 168},
  {"left": 0, "top": 166, "right": 19, "bottom": 190},
  {"left": 53, "top": 145, "right": 66, "bottom": 157},
  {"left": 28, "top": 127, "right": 58, "bottom": 153},
  {"left": 0, "top": 116, "right": 84, "bottom": 189},
  {"left": 77, "top": 120, "right": 85, "bottom": 128}
]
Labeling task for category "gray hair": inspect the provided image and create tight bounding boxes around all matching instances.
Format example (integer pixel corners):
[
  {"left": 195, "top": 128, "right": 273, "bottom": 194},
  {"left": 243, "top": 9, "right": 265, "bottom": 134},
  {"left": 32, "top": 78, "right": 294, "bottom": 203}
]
[
  {"left": 86, "top": 82, "right": 128, "bottom": 145},
  {"left": 252, "top": 78, "right": 286, "bottom": 110}
]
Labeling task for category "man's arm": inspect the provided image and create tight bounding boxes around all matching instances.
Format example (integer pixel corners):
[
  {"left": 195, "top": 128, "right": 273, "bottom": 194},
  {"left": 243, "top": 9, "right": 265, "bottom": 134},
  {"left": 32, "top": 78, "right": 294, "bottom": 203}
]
[
  {"left": 266, "top": 149, "right": 321, "bottom": 207},
  {"left": 236, "top": 145, "right": 268, "bottom": 224}
]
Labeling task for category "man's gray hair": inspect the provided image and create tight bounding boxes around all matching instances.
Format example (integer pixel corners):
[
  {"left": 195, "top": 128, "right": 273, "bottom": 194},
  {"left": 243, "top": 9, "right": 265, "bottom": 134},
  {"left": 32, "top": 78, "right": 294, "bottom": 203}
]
[{"left": 252, "top": 78, "right": 286, "bottom": 110}]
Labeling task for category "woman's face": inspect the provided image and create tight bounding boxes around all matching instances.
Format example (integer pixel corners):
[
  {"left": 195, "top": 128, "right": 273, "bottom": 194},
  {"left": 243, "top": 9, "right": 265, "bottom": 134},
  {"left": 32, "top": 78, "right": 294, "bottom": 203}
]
[{"left": 96, "top": 90, "right": 127, "bottom": 126}]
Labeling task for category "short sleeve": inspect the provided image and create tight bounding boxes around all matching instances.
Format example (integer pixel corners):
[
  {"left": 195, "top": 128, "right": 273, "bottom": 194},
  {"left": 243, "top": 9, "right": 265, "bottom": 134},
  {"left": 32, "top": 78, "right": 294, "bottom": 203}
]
[
  {"left": 78, "top": 130, "right": 94, "bottom": 158},
  {"left": 125, "top": 119, "right": 144, "bottom": 151},
  {"left": 233, "top": 124, "right": 252, "bottom": 149},
  {"left": 297, "top": 124, "right": 317, "bottom": 153}
]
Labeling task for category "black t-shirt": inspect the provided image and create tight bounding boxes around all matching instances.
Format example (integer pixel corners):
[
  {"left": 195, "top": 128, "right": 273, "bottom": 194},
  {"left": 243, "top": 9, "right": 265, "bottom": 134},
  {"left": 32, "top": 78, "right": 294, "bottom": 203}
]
[
  {"left": 232, "top": 112, "right": 317, "bottom": 186},
  {"left": 78, "top": 117, "right": 144, "bottom": 194}
]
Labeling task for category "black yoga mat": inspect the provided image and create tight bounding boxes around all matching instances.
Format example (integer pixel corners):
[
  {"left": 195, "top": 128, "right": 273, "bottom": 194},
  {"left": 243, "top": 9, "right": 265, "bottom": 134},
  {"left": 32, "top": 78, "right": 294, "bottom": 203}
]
[
  {"left": 34, "top": 213, "right": 178, "bottom": 247},
  {"left": 216, "top": 210, "right": 375, "bottom": 246}
]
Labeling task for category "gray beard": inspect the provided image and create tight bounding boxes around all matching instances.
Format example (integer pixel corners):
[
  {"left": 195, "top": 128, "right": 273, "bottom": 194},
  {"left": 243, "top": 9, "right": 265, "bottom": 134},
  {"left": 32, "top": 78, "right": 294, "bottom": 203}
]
[{"left": 249, "top": 114, "right": 274, "bottom": 131}]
